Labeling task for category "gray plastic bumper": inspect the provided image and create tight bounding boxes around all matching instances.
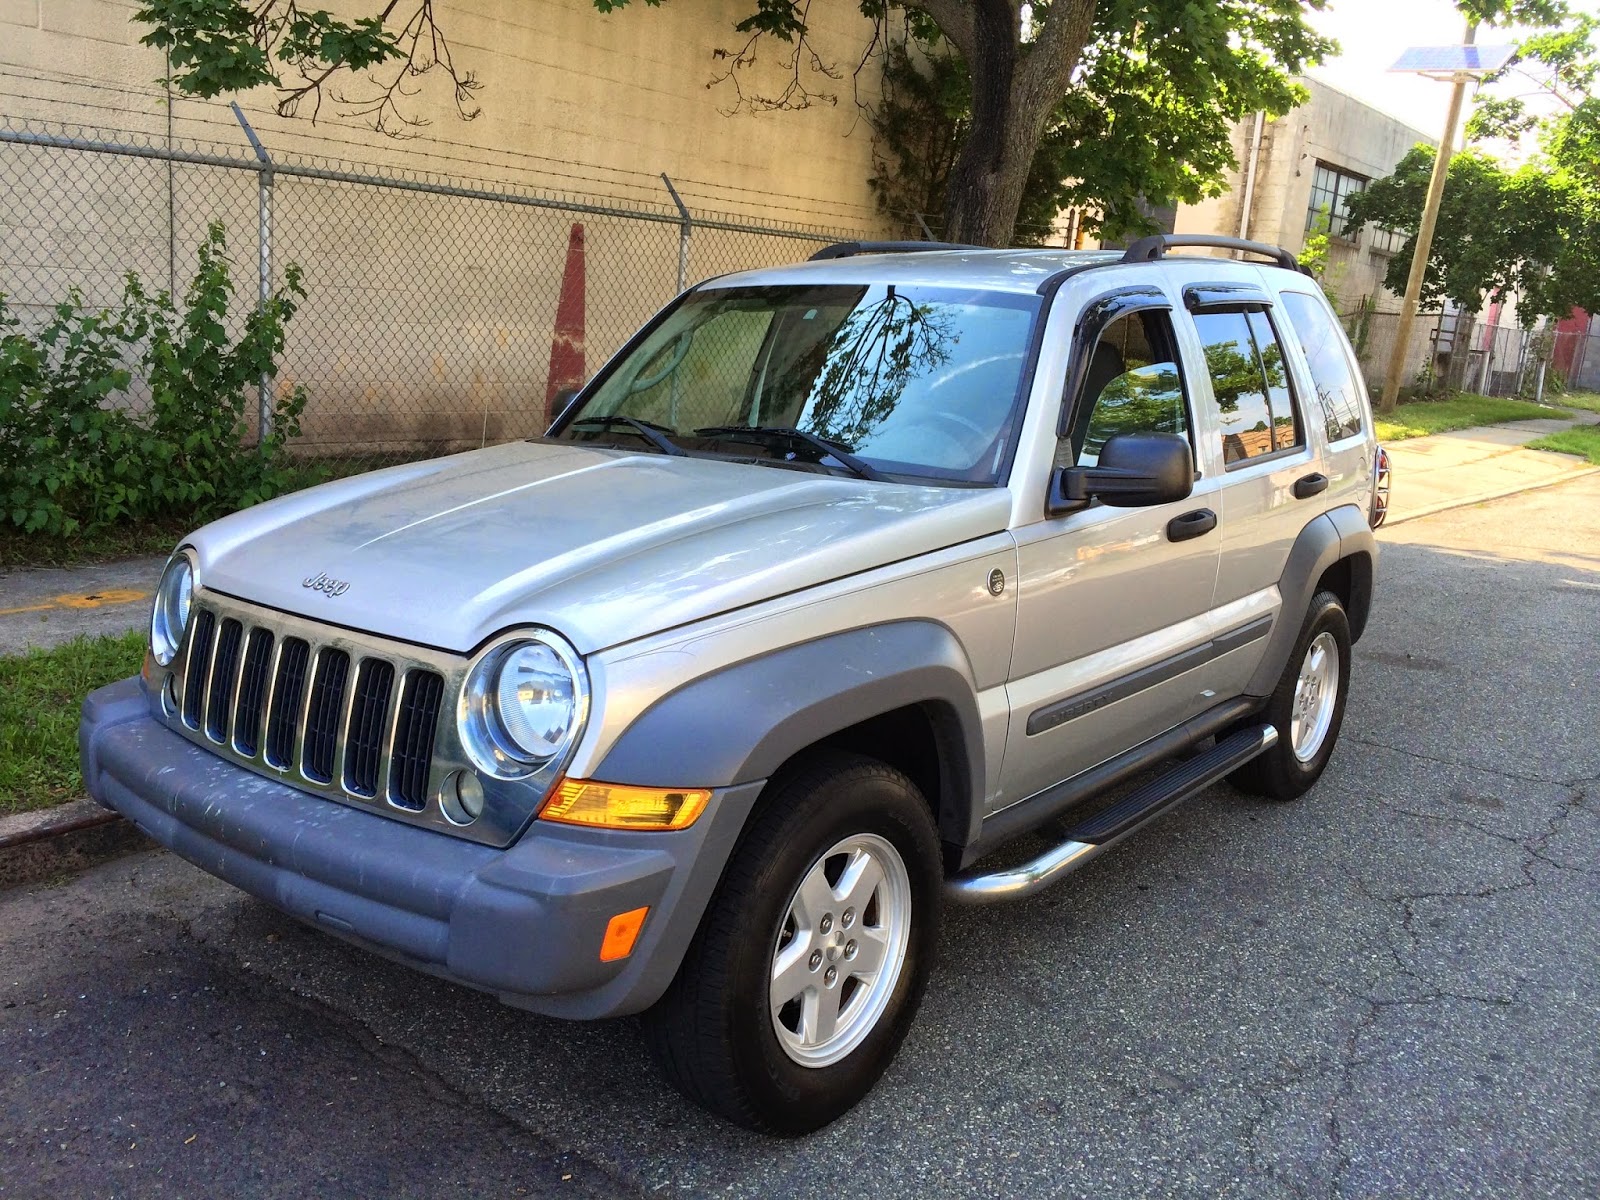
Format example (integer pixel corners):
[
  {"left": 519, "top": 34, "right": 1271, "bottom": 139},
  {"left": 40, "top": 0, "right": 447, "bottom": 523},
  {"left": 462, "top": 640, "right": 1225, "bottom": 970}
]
[{"left": 79, "top": 677, "right": 763, "bottom": 1019}]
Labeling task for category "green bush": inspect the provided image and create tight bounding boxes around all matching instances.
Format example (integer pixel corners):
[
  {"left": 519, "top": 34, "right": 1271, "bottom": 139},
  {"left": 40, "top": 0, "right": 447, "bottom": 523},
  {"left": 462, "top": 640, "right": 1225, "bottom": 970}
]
[{"left": 0, "top": 223, "right": 308, "bottom": 537}]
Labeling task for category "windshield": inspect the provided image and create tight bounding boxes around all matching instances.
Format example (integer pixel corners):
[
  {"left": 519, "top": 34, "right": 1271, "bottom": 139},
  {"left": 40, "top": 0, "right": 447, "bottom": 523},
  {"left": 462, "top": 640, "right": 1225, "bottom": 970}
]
[{"left": 554, "top": 283, "right": 1041, "bottom": 483}]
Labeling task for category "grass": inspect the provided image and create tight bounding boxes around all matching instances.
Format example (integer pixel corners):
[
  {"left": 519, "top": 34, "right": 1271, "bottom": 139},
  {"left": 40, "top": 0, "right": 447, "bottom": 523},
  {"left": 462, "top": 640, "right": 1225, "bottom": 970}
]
[
  {"left": 0, "top": 630, "right": 147, "bottom": 818},
  {"left": 1553, "top": 391, "right": 1600, "bottom": 414},
  {"left": 1374, "top": 394, "right": 1573, "bottom": 442},
  {"left": 1527, "top": 425, "right": 1600, "bottom": 465}
]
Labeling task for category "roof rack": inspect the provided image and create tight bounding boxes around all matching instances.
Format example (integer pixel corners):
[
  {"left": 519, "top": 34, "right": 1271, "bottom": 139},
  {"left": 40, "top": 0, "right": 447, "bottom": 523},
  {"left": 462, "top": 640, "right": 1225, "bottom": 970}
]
[
  {"left": 1120, "top": 234, "right": 1309, "bottom": 275},
  {"left": 809, "top": 240, "right": 982, "bottom": 261}
]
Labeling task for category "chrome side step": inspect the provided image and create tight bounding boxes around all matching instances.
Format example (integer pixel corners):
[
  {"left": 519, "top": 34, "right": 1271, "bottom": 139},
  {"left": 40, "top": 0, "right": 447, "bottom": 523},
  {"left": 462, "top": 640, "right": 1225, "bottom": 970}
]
[{"left": 945, "top": 723, "right": 1278, "bottom": 906}]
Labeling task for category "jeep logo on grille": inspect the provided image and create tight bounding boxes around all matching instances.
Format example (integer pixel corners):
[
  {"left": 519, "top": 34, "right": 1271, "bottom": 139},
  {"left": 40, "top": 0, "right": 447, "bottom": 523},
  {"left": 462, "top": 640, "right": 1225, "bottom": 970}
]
[{"left": 302, "top": 572, "right": 350, "bottom": 597}]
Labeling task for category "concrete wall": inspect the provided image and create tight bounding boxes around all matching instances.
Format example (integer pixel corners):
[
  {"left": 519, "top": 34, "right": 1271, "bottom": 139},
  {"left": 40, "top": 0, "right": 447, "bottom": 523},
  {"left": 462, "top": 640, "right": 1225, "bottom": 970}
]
[
  {"left": 1174, "top": 77, "right": 1436, "bottom": 314},
  {"left": 0, "top": 0, "right": 891, "bottom": 228},
  {"left": 0, "top": 0, "right": 890, "bottom": 452}
]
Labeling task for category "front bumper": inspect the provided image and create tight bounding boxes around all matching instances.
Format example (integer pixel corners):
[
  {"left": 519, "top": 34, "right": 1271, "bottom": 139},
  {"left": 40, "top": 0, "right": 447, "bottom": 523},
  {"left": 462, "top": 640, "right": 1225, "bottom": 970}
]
[{"left": 80, "top": 678, "right": 762, "bottom": 1019}]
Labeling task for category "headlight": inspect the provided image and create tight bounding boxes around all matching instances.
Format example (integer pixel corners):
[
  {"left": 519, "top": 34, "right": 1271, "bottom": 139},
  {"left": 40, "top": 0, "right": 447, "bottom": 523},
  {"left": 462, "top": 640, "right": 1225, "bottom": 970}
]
[
  {"left": 459, "top": 631, "right": 588, "bottom": 779},
  {"left": 150, "top": 553, "right": 194, "bottom": 666}
]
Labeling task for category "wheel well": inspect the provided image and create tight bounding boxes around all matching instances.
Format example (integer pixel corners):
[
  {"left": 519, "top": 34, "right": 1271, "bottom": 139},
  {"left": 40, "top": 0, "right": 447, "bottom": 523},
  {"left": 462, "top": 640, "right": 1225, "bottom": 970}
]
[
  {"left": 773, "top": 703, "right": 970, "bottom": 871},
  {"left": 1316, "top": 553, "right": 1373, "bottom": 642}
]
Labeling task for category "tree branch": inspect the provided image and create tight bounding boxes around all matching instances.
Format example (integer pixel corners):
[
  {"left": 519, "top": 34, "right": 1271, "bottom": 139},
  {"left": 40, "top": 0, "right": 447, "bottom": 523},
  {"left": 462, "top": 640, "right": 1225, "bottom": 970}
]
[
  {"left": 902, "top": 0, "right": 977, "bottom": 61},
  {"left": 1017, "top": 0, "right": 1096, "bottom": 111}
]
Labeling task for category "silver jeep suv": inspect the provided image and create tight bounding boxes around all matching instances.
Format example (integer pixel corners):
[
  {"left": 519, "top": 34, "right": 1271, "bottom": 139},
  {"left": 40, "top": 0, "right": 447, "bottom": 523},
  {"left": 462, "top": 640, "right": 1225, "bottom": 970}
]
[{"left": 81, "top": 234, "right": 1380, "bottom": 1135}]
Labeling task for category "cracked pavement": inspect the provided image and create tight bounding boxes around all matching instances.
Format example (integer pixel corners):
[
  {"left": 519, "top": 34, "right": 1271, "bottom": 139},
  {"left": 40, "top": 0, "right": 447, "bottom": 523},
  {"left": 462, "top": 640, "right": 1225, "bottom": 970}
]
[{"left": 4, "top": 475, "right": 1599, "bottom": 1198}]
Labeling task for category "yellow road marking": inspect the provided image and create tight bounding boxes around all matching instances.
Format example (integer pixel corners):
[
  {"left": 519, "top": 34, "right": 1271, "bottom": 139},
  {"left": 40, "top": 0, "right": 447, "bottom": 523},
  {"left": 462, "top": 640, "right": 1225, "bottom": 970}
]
[{"left": 0, "top": 587, "right": 150, "bottom": 618}]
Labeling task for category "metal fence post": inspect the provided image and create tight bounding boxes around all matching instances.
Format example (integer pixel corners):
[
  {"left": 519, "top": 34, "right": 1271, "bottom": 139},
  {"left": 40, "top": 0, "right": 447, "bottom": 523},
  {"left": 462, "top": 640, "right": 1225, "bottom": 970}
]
[
  {"left": 231, "top": 103, "right": 275, "bottom": 450},
  {"left": 661, "top": 173, "right": 691, "bottom": 293}
]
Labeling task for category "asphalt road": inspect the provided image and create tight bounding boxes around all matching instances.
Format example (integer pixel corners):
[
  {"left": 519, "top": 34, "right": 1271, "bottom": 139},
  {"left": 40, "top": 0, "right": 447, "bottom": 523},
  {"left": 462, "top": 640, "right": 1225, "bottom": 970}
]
[{"left": 4, "top": 477, "right": 1599, "bottom": 1199}]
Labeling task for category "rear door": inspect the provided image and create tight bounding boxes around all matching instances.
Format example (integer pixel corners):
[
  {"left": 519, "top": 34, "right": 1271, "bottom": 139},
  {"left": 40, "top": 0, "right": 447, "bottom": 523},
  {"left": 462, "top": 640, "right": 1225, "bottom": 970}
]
[{"left": 1181, "top": 284, "right": 1324, "bottom": 677}]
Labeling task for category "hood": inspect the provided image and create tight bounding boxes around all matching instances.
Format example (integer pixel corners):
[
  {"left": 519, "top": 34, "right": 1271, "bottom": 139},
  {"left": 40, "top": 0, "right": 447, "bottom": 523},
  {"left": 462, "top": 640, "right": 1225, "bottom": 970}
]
[{"left": 187, "top": 440, "right": 1012, "bottom": 654}]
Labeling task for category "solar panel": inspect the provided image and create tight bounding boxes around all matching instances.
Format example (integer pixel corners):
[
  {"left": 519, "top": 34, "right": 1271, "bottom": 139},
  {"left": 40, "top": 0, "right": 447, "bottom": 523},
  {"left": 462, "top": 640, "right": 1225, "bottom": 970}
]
[{"left": 1390, "top": 45, "right": 1515, "bottom": 74}]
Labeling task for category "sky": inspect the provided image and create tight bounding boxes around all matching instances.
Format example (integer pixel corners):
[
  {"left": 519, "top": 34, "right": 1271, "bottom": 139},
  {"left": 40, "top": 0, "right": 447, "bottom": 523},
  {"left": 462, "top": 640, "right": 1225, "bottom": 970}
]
[{"left": 1303, "top": 0, "right": 1600, "bottom": 138}]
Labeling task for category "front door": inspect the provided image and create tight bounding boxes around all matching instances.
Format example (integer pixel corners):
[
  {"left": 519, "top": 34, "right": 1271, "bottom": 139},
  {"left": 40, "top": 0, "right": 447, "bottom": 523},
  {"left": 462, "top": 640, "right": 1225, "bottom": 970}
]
[{"left": 998, "top": 298, "right": 1225, "bottom": 811}]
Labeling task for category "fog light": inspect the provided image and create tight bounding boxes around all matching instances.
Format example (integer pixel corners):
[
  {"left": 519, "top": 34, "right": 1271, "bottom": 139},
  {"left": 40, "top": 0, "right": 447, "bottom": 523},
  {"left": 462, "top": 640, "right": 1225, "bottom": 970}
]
[
  {"left": 538, "top": 779, "right": 709, "bottom": 831},
  {"left": 438, "top": 771, "right": 485, "bottom": 825}
]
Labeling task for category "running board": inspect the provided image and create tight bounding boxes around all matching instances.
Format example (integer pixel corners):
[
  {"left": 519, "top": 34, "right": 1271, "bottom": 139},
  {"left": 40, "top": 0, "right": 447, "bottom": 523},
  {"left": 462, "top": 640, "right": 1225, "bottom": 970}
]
[{"left": 945, "top": 723, "right": 1278, "bottom": 906}]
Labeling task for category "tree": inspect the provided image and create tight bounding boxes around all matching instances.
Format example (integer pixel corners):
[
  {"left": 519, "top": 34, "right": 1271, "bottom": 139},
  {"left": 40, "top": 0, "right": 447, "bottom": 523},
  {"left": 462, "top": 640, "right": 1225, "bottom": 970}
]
[
  {"left": 1343, "top": 2, "right": 1598, "bottom": 322},
  {"left": 1344, "top": 146, "right": 1599, "bottom": 321},
  {"left": 867, "top": 4, "right": 1323, "bottom": 243},
  {"left": 134, "top": 0, "right": 1331, "bottom": 247}
]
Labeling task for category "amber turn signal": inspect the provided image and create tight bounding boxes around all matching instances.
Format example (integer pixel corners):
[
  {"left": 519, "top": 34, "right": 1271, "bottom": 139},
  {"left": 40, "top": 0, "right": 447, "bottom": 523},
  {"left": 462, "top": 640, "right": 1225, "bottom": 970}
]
[
  {"left": 539, "top": 779, "right": 710, "bottom": 831},
  {"left": 600, "top": 905, "right": 650, "bottom": 962}
]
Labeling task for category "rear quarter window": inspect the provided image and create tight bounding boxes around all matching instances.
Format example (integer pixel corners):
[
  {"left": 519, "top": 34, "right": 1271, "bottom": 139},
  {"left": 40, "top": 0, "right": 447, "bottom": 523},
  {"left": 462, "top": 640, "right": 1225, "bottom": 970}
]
[{"left": 1279, "top": 291, "right": 1365, "bottom": 442}]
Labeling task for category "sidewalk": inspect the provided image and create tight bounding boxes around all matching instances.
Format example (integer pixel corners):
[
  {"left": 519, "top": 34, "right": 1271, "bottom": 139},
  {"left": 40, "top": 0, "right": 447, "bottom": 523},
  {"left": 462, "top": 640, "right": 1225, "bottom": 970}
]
[
  {"left": 1382, "top": 412, "right": 1600, "bottom": 526},
  {"left": 0, "top": 554, "right": 166, "bottom": 655}
]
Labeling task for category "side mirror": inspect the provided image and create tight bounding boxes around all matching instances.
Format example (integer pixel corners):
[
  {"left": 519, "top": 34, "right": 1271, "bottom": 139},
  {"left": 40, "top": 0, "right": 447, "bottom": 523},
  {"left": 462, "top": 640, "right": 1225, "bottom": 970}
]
[{"left": 1054, "top": 432, "right": 1194, "bottom": 511}]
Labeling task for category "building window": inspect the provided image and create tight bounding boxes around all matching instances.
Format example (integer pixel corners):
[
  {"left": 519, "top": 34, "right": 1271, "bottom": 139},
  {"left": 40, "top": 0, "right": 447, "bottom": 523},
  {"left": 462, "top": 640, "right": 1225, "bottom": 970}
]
[
  {"left": 1369, "top": 225, "right": 1407, "bottom": 255},
  {"left": 1306, "top": 162, "right": 1367, "bottom": 239}
]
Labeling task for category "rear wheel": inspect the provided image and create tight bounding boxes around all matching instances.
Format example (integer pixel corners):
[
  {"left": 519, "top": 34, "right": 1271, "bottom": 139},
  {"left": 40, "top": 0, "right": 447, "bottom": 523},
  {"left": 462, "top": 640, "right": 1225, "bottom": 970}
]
[
  {"left": 1230, "top": 589, "right": 1351, "bottom": 801},
  {"left": 642, "top": 752, "right": 942, "bottom": 1135}
]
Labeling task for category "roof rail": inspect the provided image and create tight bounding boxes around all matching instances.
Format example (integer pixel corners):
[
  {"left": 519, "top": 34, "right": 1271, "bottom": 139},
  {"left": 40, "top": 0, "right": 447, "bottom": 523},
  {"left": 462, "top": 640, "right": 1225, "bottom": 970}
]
[
  {"left": 1120, "top": 234, "right": 1309, "bottom": 275},
  {"left": 809, "top": 240, "right": 983, "bottom": 261}
]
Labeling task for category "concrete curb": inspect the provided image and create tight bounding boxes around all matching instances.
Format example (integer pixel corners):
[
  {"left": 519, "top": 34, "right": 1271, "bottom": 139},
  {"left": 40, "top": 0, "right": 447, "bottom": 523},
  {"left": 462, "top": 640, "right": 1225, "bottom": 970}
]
[
  {"left": 0, "top": 799, "right": 151, "bottom": 891},
  {"left": 1385, "top": 463, "right": 1600, "bottom": 527}
]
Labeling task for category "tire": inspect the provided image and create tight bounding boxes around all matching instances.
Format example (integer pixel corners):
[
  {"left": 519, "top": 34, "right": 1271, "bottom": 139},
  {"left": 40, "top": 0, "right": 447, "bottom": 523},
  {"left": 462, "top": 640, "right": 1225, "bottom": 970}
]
[
  {"left": 1229, "top": 589, "right": 1352, "bottom": 801},
  {"left": 641, "top": 751, "right": 942, "bottom": 1136}
]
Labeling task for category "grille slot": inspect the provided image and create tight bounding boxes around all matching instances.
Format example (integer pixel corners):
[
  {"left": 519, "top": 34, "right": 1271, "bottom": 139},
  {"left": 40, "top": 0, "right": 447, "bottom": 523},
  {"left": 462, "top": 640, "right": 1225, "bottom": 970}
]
[
  {"left": 302, "top": 649, "right": 351, "bottom": 784},
  {"left": 390, "top": 670, "right": 445, "bottom": 811},
  {"left": 233, "top": 629, "right": 275, "bottom": 756},
  {"left": 205, "top": 618, "right": 244, "bottom": 743},
  {"left": 265, "top": 637, "right": 311, "bottom": 769},
  {"left": 343, "top": 659, "right": 395, "bottom": 797},
  {"left": 181, "top": 609, "right": 217, "bottom": 729},
  {"left": 172, "top": 600, "right": 453, "bottom": 830}
]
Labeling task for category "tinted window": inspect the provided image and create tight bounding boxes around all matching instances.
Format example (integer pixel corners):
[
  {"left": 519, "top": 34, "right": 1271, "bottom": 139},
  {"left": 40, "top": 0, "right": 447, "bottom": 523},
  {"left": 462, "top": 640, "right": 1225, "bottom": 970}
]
[
  {"left": 1280, "top": 290, "right": 1365, "bottom": 442},
  {"left": 567, "top": 283, "right": 1040, "bottom": 483},
  {"left": 1192, "top": 311, "right": 1275, "bottom": 465},
  {"left": 1069, "top": 310, "right": 1189, "bottom": 465},
  {"left": 1248, "top": 310, "right": 1301, "bottom": 453}
]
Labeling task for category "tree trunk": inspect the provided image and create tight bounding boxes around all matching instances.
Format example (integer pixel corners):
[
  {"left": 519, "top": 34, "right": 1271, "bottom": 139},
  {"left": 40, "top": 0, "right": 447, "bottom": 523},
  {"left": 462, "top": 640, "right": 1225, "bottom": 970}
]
[{"left": 938, "top": 0, "right": 1098, "bottom": 247}]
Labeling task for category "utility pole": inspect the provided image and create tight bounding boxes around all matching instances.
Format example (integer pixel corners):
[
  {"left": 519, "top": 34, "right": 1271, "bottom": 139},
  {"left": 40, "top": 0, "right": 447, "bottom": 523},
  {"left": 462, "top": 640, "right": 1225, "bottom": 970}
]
[{"left": 1380, "top": 21, "right": 1477, "bottom": 413}]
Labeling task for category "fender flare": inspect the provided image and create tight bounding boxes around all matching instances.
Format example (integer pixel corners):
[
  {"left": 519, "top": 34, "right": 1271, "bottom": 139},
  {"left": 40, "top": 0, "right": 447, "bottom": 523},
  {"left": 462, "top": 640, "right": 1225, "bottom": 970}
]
[
  {"left": 1247, "top": 503, "right": 1377, "bottom": 696},
  {"left": 593, "top": 621, "right": 987, "bottom": 852}
]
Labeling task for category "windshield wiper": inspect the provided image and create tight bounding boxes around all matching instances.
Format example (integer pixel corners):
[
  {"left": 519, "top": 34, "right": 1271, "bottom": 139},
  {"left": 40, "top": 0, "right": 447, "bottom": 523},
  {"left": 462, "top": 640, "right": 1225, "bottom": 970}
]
[
  {"left": 694, "top": 425, "right": 887, "bottom": 482},
  {"left": 567, "top": 415, "right": 687, "bottom": 457}
]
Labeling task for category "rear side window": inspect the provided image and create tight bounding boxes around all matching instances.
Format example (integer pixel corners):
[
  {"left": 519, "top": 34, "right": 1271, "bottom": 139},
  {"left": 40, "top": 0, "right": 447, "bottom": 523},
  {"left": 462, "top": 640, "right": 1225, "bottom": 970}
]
[
  {"left": 1279, "top": 291, "right": 1365, "bottom": 442},
  {"left": 1191, "top": 310, "right": 1301, "bottom": 466}
]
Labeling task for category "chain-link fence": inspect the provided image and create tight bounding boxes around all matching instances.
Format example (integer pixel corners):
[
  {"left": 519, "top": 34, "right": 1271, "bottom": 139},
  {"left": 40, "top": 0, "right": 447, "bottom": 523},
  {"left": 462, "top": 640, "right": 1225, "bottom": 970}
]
[
  {"left": 1340, "top": 305, "right": 1600, "bottom": 402},
  {"left": 1, "top": 110, "right": 887, "bottom": 472}
]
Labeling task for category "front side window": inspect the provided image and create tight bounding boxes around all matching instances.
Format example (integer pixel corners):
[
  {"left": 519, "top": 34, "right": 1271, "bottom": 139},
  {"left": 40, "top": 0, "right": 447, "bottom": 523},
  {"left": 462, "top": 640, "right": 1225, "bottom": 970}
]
[
  {"left": 1279, "top": 290, "right": 1365, "bottom": 442},
  {"left": 1192, "top": 309, "right": 1302, "bottom": 466},
  {"left": 559, "top": 283, "right": 1041, "bottom": 484},
  {"left": 1066, "top": 309, "right": 1189, "bottom": 466},
  {"left": 1306, "top": 162, "right": 1367, "bottom": 239}
]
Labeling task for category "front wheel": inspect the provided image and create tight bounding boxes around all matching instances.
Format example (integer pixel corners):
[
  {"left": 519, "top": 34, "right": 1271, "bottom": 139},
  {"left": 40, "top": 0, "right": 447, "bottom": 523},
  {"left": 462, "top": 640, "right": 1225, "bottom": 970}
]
[
  {"left": 642, "top": 752, "right": 942, "bottom": 1135},
  {"left": 1230, "top": 589, "right": 1352, "bottom": 801}
]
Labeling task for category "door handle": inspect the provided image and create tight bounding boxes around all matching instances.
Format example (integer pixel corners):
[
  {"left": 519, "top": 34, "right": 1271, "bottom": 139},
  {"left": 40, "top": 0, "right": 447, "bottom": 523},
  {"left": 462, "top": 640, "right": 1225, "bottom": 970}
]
[
  {"left": 1293, "top": 472, "right": 1329, "bottom": 499},
  {"left": 1167, "top": 508, "right": 1217, "bottom": 542}
]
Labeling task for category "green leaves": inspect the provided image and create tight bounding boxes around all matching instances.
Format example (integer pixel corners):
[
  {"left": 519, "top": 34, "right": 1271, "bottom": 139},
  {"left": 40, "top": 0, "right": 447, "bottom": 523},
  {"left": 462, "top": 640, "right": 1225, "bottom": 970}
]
[
  {"left": 0, "top": 224, "right": 311, "bottom": 539},
  {"left": 1345, "top": 146, "right": 1599, "bottom": 321},
  {"left": 870, "top": 0, "right": 1331, "bottom": 242}
]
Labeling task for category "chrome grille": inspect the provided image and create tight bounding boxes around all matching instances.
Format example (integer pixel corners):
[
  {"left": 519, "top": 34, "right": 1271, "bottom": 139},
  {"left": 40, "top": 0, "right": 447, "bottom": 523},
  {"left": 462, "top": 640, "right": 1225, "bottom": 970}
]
[
  {"left": 173, "top": 598, "right": 446, "bottom": 817},
  {"left": 158, "top": 590, "right": 577, "bottom": 849}
]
